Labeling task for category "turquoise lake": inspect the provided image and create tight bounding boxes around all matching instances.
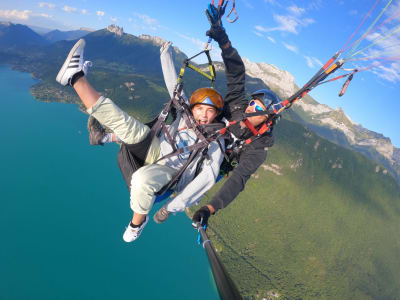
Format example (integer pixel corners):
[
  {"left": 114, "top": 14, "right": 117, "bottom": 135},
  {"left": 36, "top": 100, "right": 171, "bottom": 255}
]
[{"left": 0, "top": 66, "right": 219, "bottom": 300}]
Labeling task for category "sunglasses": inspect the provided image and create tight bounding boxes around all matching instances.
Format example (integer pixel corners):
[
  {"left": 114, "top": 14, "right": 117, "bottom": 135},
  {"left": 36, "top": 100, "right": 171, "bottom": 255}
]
[{"left": 249, "top": 100, "right": 265, "bottom": 112}]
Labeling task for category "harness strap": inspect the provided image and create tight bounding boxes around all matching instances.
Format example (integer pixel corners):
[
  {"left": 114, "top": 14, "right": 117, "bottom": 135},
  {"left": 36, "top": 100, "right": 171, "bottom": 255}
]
[
  {"left": 156, "top": 148, "right": 202, "bottom": 196},
  {"left": 225, "top": 0, "right": 239, "bottom": 23},
  {"left": 243, "top": 119, "right": 258, "bottom": 136},
  {"left": 161, "top": 122, "right": 177, "bottom": 152}
]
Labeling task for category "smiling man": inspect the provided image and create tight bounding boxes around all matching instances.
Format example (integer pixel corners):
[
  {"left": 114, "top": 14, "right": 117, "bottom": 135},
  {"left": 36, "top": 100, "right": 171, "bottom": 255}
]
[{"left": 191, "top": 3, "right": 281, "bottom": 227}]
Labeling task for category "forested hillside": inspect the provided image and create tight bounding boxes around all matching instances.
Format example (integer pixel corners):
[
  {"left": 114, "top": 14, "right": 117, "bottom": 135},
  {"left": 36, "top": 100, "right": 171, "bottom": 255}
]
[{"left": 191, "top": 118, "right": 400, "bottom": 299}]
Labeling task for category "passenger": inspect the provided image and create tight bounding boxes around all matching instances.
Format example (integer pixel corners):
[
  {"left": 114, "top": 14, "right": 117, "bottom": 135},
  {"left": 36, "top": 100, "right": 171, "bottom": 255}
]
[{"left": 56, "top": 39, "right": 225, "bottom": 242}]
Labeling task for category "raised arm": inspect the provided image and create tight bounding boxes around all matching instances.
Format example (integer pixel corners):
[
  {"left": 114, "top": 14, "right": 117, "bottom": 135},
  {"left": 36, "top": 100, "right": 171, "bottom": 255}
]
[
  {"left": 205, "top": 8, "right": 247, "bottom": 120},
  {"left": 160, "top": 41, "right": 187, "bottom": 102}
]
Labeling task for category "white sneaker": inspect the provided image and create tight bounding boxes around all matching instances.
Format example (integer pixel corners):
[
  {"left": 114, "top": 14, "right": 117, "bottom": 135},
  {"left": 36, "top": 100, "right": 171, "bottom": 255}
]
[
  {"left": 123, "top": 216, "right": 149, "bottom": 243},
  {"left": 56, "top": 39, "right": 91, "bottom": 86}
]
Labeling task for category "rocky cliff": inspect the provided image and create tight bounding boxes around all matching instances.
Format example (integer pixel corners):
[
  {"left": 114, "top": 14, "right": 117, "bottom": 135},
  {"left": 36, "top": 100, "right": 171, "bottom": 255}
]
[{"left": 241, "top": 57, "right": 400, "bottom": 183}]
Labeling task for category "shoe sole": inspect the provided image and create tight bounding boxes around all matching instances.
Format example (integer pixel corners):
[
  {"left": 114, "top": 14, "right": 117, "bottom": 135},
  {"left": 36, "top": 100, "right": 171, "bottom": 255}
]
[
  {"left": 153, "top": 210, "right": 169, "bottom": 224},
  {"left": 56, "top": 38, "right": 85, "bottom": 85}
]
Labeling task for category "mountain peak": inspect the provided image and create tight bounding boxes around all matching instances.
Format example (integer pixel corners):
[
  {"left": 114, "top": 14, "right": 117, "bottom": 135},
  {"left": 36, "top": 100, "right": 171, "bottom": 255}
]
[
  {"left": 79, "top": 27, "right": 95, "bottom": 32},
  {"left": 242, "top": 57, "right": 296, "bottom": 99},
  {"left": 139, "top": 34, "right": 167, "bottom": 46},
  {"left": 0, "top": 21, "right": 12, "bottom": 27},
  {"left": 107, "top": 24, "right": 123, "bottom": 36}
]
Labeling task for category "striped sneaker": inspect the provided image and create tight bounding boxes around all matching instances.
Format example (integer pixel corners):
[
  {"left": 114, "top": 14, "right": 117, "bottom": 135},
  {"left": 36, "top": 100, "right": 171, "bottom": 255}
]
[
  {"left": 153, "top": 206, "right": 171, "bottom": 224},
  {"left": 56, "top": 39, "right": 91, "bottom": 86},
  {"left": 123, "top": 216, "right": 149, "bottom": 243}
]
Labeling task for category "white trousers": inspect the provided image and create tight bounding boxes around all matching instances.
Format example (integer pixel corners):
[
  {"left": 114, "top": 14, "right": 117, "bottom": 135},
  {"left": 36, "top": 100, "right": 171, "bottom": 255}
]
[{"left": 87, "top": 96, "right": 177, "bottom": 214}]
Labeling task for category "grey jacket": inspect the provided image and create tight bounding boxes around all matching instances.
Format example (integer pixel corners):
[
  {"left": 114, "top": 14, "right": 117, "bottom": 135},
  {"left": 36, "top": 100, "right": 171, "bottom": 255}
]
[{"left": 159, "top": 42, "right": 224, "bottom": 212}]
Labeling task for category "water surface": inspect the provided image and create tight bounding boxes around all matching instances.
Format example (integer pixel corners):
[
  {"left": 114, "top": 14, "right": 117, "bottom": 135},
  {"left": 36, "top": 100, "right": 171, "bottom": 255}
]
[{"left": 0, "top": 66, "right": 219, "bottom": 300}]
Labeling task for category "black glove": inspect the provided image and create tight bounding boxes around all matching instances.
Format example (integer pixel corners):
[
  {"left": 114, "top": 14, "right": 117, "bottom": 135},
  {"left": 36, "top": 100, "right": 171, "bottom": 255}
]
[
  {"left": 206, "top": 3, "right": 227, "bottom": 27},
  {"left": 272, "top": 115, "right": 281, "bottom": 127},
  {"left": 205, "top": 2, "right": 230, "bottom": 47},
  {"left": 192, "top": 206, "right": 211, "bottom": 228}
]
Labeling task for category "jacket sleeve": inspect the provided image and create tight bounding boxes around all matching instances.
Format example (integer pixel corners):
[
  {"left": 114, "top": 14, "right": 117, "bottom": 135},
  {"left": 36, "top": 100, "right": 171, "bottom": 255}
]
[
  {"left": 160, "top": 41, "right": 188, "bottom": 102},
  {"left": 208, "top": 144, "right": 267, "bottom": 212},
  {"left": 221, "top": 45, "right": 248, "bottom": 119},
  {"left": 160, "top": 41, "right": 187, "bottom": 136},
  {"left": 164, "top": 139, "right": 225, "bottom": 213}
]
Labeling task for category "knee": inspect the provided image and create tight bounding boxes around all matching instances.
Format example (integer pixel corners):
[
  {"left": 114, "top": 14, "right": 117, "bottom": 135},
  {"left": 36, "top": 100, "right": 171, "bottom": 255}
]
[{"left": 130, "top": 169, "right": 155, "bottom": 195}]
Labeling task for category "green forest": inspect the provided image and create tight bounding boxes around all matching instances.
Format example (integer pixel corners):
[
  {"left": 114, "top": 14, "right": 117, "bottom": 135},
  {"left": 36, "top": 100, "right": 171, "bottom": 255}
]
[{"left": 191, "top": 118, "right": 400, "bottom": 299}]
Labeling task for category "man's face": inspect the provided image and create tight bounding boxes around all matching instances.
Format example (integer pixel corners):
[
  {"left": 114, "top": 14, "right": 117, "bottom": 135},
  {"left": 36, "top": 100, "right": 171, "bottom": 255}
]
[
  {"left": 192, "top": 104, "right": 218, "bottom": 125},
  {"left": 245, "top": 99, "right": 267, "bottom": 127}
]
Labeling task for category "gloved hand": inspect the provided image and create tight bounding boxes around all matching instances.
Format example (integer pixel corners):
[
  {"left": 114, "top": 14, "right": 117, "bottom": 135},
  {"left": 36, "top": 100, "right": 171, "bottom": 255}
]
[
  {"left": 205, "top": 3, "right": 230, "bottom": 47},
  {"left": 272, "top": 115, "right": 281, "bottom": 126},
  {"left": 192, "top": 206, "right": 211, "bottom": 228},
  {"left": 206, "top": 2, "right": 227, "bottom": 27}
]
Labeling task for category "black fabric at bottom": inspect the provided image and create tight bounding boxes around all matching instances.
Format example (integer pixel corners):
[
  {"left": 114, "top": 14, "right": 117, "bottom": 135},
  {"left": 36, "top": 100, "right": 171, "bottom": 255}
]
[{"left": 117, "top": 132, "right": 153, "bottom": 190}]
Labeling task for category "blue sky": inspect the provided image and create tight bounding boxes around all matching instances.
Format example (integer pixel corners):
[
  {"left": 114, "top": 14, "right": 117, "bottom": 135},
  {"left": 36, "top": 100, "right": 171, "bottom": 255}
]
[{"left": 1, "top": 0, "right": 400, "bottom": 147}]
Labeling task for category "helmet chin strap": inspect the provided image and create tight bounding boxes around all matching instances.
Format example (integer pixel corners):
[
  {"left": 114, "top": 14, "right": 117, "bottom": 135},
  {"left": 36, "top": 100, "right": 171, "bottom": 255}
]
[{"left": 243, "top": 119, "right": 272, "bottom": 145}]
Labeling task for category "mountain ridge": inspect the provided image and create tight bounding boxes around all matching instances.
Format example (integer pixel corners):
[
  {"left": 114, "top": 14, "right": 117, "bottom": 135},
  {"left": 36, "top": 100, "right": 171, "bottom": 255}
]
[
  {"left": 0, "top": 23, "right": 397, "bottom": 182},
  {"left": 238, "top": 57, "right": 400, "bottom": 183}
]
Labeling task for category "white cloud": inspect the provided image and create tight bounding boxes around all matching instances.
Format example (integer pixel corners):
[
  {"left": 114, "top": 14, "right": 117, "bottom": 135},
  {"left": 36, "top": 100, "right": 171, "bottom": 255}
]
[
  {"left": 254, "top": 31, "right": 263, "bottom": 37},
  {"left": 288, "top": 5, "right": 305, "bottom": 16},
  {"left": 242, "top": 0, "right": 254, "bottom": 9},
  {"left": 353, "top": 23, "right": 400, "bottom": 84},
  {"left": 0, "top": 9, "right": 32, "bottom": 20},
  {"left": 176, "top": 32, "right": 205, "bottom": 49},
  {"left": 63, "top": 6, "right": 77, "bottom": 13},
  {"left": 349, "top": 9, "right": 358, "bottom": 16},
  {"left": 255, "top": 3, "right": 313, "bottom": 35},
  {"left": 256, "top": 14, "right": 314, "bottom": 34},
  {"left": 282, "top": 42, "right": 298, "bottom": 53},
  {"left": 134, "top": 13, "right": 158, "bottom": 26},
  {"left": 110, "top": 17, "right": 118, "bottom": 22},
  {"left": 38, "top": 2, "right": 55, "bottom": 9},
  {"left": 38, "top": 13, "right": 52, "bottom": 18},
  {"left": 274, "top": 15, "right": 300, "bottom": 33},
  {"left": 255, "top": 25, "right": 267, "bottom": 32},
  {"left": 386, "top": 1, "right": 400, "bottom": 22},
  {"left": 131, "top": 12, "right": 159, "bottom": 31},
  {"left": 96, "top": 11, "right": 105, "bottom": 17},
  {"left": 304, "top": 55, "right": 322, "bottom": 68},
  {"left": 81, "top": 9, "right": 88, "bottom": 15},
  {"left": 372, "top": 62, "right": 400, "bottom": 83},
  {"left": 267, "top": 36, "right": 276, "bottom": 43}
]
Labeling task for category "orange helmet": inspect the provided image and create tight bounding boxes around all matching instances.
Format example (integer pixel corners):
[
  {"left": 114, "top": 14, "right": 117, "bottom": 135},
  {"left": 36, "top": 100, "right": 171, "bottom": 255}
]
[{"left": 189, "top": 87, "right": 224, "bottom": 112}]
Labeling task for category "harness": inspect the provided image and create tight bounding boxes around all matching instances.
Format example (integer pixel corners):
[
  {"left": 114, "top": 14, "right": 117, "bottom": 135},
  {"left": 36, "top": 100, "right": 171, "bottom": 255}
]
[{"left": 117, "top": 47, "right": 228, "bottom": 195}]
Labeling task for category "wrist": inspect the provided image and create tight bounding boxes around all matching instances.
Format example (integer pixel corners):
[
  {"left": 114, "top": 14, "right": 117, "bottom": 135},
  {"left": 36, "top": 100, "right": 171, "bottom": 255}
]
[{"left": 219, "top": 40, "right": 231, "bottom": 49}]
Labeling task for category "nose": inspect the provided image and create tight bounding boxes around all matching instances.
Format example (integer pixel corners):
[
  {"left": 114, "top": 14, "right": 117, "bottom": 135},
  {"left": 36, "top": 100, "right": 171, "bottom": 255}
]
[{"left": 200, "top": 109, "right": 207, "bottom": 117}]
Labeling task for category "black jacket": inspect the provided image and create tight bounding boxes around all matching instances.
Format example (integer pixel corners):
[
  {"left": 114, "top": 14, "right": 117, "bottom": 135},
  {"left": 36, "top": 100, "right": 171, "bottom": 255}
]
[{"left": 208, "top": 45, "right": 274, "bottom": 212}]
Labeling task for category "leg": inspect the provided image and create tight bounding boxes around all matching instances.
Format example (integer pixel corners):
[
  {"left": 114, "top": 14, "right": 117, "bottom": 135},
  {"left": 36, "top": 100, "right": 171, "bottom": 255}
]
[
  {"left": 122, "top": 164, "right": 177, "bottom": 242},
  {"left": 73, "top": 76, "right": 101, "bottom": 110},
  {"left": 130, "top": 164, "right": 177, "bottom": 216},
  {"left": 55, "top": 39, "right": 150, "bottom": 145}
]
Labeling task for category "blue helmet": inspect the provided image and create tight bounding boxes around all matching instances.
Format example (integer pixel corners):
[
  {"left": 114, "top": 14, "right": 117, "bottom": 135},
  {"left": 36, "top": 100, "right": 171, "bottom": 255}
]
[{"left": 251, "top": 89, "right": 280, "bottom": 110}]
